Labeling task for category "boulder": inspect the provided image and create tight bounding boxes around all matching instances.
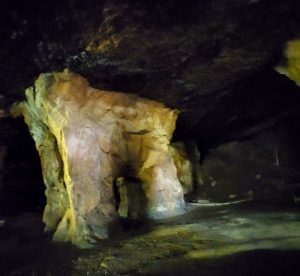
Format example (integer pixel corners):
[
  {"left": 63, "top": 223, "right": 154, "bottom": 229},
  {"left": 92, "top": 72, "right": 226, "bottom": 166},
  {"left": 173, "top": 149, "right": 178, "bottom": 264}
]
[{"left": 13, "top": 71, "right": 185, "bottom": 247}]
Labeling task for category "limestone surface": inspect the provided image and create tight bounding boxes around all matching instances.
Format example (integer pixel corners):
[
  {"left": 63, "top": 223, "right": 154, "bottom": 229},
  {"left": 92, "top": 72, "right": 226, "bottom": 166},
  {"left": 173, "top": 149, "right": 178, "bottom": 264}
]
[{"left": 14, "top": 71, "right": 185, "bottom": 247}]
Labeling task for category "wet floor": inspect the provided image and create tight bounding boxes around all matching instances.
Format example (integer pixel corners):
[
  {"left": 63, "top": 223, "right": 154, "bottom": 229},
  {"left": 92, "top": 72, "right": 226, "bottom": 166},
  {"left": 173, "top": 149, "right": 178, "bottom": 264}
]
[{"left": 1, "top": 201, "right": 300, "bottom": 275}]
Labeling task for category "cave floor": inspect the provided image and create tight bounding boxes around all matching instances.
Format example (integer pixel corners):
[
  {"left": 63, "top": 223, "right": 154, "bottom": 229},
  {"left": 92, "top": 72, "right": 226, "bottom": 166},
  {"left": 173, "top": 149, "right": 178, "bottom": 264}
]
[{"left": 1, "top": 201, "right": 300, "bottom": 275}]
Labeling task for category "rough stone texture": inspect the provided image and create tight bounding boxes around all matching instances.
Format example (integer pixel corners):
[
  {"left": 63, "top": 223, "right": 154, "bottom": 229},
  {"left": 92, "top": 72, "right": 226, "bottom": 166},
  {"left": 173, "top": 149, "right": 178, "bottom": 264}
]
[
  {"left": 0, "top": 0, "right": 104, "bottom": 106},
  {"left": 171, "top": 141, "right": 202, "bottom": 196},
  {"left": 114, "top": 141, "right": 201, "bottom": 219},
  {"left": 1, "top": 0, "right": 300, "bottom": 147},
  {"left": 197, "top": 127, "right": 300, "bottom": 202},
  {"left": 68, "top": 0, "right": 300, "bottom": 145},
  {"left": 115, "top": 176, "right": 148, "bottom": 220},
  {"left": 14, "top": 71, "right": 185, "bottom": 247},
  {"left": 171, "top": 143, "right": 194, "bottom": 195}
]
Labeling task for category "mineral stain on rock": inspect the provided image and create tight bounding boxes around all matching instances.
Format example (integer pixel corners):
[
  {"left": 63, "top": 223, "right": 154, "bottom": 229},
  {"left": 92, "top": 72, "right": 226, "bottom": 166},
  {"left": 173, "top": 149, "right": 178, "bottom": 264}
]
[
  {"left": 276, "top": 39, "right": 300, "bottom": 86},
  {"left": 12, "top": 71, "right": 186, "bottom": 247}
]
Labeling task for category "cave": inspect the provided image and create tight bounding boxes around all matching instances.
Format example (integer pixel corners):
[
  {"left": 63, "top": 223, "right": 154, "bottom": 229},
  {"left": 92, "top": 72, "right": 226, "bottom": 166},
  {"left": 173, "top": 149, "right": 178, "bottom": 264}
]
[{"left": 2, "top": 0, "right": 300, "bottom": 275}]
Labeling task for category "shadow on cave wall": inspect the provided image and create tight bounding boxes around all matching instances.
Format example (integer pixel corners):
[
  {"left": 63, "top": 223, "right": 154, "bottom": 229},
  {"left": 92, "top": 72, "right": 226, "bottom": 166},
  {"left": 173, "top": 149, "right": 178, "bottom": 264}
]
[{"left": 0, "top": 118, "right": 45, "bottom": 216}]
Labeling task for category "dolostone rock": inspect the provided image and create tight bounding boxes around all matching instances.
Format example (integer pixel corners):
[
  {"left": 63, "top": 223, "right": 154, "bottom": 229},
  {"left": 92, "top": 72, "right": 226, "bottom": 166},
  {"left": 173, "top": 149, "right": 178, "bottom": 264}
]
[{"left": 12, "top": 71, "right": 192, "bottom": 247}]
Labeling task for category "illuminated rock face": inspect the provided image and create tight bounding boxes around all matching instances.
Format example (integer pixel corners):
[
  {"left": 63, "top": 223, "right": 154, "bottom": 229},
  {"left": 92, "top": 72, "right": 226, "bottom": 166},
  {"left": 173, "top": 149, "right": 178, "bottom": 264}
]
[
  {"left": 16, "top": 71, "right": 185, "bottom": 247},
  {"left": 276, "top": 40, "right": 300, "bottom": 86}
]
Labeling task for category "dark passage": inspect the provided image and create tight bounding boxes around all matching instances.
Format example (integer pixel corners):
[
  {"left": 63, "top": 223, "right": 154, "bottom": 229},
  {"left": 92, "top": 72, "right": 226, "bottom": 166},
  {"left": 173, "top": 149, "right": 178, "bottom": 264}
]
[
  {"left": 0, "top": 118, "right": 45, "bottom": 216},
  {"left": 0, "top": 119, "right": 79, "bottom": 276}
]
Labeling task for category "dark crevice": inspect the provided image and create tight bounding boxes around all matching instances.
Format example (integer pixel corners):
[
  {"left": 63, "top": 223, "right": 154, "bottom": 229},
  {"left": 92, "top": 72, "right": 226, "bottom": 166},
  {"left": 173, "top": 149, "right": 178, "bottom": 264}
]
[{"left": 0, "top": 118, "right": 45, "bottom": 216}]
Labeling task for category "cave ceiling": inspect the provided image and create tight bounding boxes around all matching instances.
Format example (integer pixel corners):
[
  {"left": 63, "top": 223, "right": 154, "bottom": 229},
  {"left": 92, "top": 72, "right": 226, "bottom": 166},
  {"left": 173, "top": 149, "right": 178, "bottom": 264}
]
[{"left": 1, "top": 0, "right": 300, "bottom": 146}]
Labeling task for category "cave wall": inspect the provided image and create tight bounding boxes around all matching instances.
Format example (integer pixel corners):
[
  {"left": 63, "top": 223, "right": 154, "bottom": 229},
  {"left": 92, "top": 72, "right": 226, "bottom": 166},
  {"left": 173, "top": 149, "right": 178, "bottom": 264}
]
[{"left": 197, "top": 126, "right": 300, "bottom": 202}]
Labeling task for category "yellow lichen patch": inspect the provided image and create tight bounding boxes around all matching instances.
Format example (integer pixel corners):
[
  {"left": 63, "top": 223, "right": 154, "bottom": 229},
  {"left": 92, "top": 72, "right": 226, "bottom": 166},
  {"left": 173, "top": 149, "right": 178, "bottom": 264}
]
[{"left": 275, "top": 39, "right": 300, "bottom": 85}]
